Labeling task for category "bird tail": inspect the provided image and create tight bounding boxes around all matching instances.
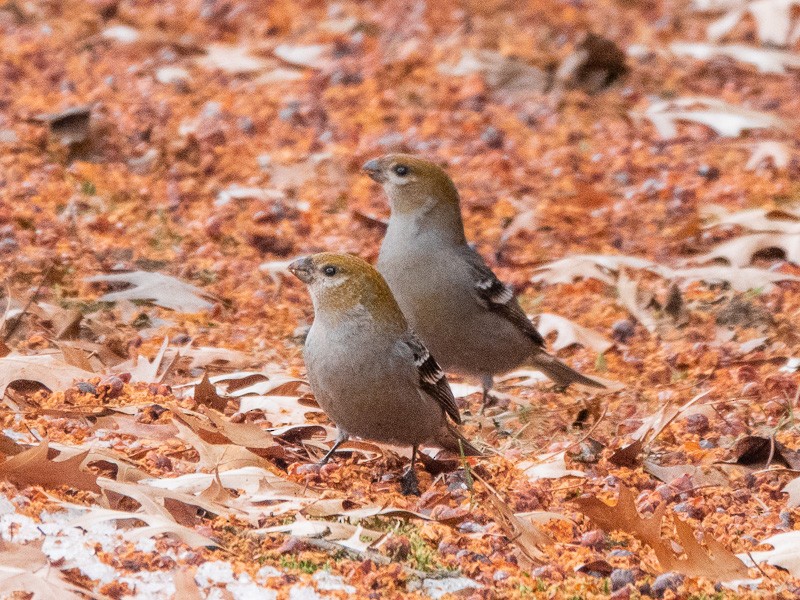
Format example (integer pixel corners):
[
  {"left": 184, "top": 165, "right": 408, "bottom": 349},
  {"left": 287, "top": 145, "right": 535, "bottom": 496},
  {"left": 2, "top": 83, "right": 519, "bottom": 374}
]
[
  {"left": 439, "top": 425, "right": 482, "bottom": 456},
  {"left": 529, "top": 352, "right": 606, "bottom": 389}
]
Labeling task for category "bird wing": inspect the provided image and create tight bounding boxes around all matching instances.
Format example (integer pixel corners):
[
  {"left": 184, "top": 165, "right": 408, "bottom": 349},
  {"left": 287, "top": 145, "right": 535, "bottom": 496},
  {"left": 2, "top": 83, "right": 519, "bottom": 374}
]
[
  {"left": 465, "top": 247, "right": 546, "bottom": 348},
  {"left": 402, "top": 331, "right": 461, "bottom": 425}
]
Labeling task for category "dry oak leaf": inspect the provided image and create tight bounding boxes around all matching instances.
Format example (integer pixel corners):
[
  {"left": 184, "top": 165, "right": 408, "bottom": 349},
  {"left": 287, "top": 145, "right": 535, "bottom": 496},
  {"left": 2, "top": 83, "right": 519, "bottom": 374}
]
[
  {"left": 471, "top": 471, "right": 552, "bottom": 568},
  {"left": 0, "top": 353, "right": 94, "bottom": 397},
  {"left": 574, "top": 485, "right": 749, "bottom": 581},
  {"left": 533, "top": 313, "right": 614, "bottom": 353},
  {"left": 670, "top": 42, "right": 800, "bottom": 74},
  {"left": 702, "top": 204, "right": 800, "bottom": 233},
  {"left": 696, "top": 232, "right": 800, "bottom": 267},
  {"left": 0, "top": 439, "right": 100, "bottom": 493},
  {"left": 0, "top": 540, "right": 94, "bottom": 600},
  {"left": 741, "top": 531, "right": 800, "bottom": 577},
  {"left": 85, "top": 271, "right": 214, "bottom": 312},
  {"left": 633, "top": 97, "right": 787, "bottom": 138},
  {"left": 706, "top": 0, "right": 800, "bottom": 46},
  {"left": 68, "top": 503, "right": 218, "bottom": 548}
]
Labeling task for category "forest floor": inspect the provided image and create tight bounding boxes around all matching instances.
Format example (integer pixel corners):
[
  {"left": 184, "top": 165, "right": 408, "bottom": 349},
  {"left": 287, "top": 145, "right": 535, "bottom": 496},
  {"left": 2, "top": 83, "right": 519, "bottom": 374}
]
[{"left": 1, "top": 0, "right": 800, "bottom": 598}]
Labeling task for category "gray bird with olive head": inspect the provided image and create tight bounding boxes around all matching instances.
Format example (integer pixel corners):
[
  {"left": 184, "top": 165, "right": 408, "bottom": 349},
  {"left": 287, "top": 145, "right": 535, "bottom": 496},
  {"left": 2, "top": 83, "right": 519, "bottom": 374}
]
[
  {"left": 363, "top": 154, "right": 605, "bottom": 407},
  {"left": 289, "top": 252, "right": 480, "bottom": 495}
]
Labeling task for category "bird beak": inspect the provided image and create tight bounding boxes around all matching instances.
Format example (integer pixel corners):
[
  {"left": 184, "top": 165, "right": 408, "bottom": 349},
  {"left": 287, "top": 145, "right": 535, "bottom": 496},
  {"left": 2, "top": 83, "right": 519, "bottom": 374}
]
[
  {"left": 288, "top": 257, "right": 314, "bottom": 283},
  {"left": 362, "top": 158, "right": 385, "bottom": 183}
]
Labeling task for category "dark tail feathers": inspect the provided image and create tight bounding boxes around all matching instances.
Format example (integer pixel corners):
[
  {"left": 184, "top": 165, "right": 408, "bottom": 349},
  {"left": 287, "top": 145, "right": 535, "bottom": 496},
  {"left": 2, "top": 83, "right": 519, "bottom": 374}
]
[{"left": 530, "top": 352, "right": 605, "bottom": 389}]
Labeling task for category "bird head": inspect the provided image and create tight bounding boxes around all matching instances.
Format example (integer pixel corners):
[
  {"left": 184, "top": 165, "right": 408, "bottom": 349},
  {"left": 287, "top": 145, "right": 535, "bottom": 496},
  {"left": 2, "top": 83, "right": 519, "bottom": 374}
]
[
  {"left": 363, "top": 154, "right": 467, "bottom": 244},
  {"left": 289, "top": 252, "right": 406, "bottom": 327},
  {"left": 362, "top": 154, "right": 461, "bottom": 212}
]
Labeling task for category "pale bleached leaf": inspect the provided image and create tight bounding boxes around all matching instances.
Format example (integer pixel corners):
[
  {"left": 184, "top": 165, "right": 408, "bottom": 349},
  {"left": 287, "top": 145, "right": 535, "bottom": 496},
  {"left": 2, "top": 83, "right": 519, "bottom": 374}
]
[
  {"left": 616, "top": 272, "right": 659, "bottom": 333},
  {"left": 535, "top": 313, "right": 614, "bottom": 353},
  {"left": 635, "top": 97, "right": 786, "bottom": 138},
  {"left": 0, "top": 354, "right": 93, "bottom": 397},
  {"left": 180, "top": 346, "right": 251, "bottom": 370},
  {"left": 273, "top": 44, "right": 330, "bottom": 68},
  {"left": 670, "top": 42, "right": 800, "bottom": 73},
  {"left": 532, "top": 254, "right": 665, "bottom": 285},
  {"left": 438, "top": 50, "right": 548, "bottom": 94},
  {"left": 739, "top": 531, "right": 800, "bottom": 577},
  {"left": 197, "top": 44, "right": 272, "bottom": 74},
  {"left": 702, "top": 204, "right": 800, "bottom": 233},
  {"left": 746, "top": 141, "right": 791, "bottom": 170},
  {"left": 101, "top": 25, "right": 140, "bottom": 44},
  {"left": 69, "top": 504, "right": 218, "bottom": 548},
  {"left": 707, "top": 0, "right": 800, "bottom": 46},
  {"left": 518, "top": 452, "right": 586, "bottom": 481},
  {"left": 696, "top": 232, "right": 800, "bottom": 267},
  {"left": 85, "top": 271, "right": 213, "bottom": 312},
  {"left": 670, "top": 265, "right": 800, "bottom": 291}
]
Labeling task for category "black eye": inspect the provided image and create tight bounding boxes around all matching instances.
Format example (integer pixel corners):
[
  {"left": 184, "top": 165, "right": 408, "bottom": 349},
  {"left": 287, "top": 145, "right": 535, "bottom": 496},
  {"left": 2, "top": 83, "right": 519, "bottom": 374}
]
[
  {"left": 394, "top": 165, "right": 409, "bottom": 176},
  {"left": 322, "top": 265, "right": 337, "bottom": 276}
]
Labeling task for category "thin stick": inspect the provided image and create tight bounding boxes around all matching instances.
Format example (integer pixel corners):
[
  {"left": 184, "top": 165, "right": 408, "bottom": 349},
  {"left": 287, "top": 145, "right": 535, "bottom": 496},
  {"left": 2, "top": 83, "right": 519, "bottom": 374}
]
[{"left": 4, "top": 263, "right": 54, "bottom": 342}]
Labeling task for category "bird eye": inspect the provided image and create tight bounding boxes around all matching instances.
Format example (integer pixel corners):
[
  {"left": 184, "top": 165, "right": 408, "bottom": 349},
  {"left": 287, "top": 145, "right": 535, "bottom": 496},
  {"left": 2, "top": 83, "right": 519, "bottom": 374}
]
[
  {"left": 393, "top": 165, "right": 409, "bottom": 176},
  {"left": 322, "top": 265, "right": 338, "bottom": 277}
]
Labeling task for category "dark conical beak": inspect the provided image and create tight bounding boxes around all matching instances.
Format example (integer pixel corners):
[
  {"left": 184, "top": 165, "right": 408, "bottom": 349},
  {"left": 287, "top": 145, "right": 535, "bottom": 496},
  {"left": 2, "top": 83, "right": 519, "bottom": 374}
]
[
  {"left": 288, "top": 256, "right": 314, "bottom": 283},
  {"left": 362, "top": 158, "right": 385, "bottom": 183}
]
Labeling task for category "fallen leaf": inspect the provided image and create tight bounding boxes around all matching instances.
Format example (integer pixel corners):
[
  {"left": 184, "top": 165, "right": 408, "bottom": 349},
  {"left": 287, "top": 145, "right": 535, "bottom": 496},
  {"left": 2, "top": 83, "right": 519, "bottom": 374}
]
[
  {"left": 69, "top": 503, "right": 218, "bottom": 548},
  {"left": 0, "top": 439, "right": 100, "bottom": 493},
  {"left": 0, "top": 354, "right": 94, "bottom": 397},
  {"left": 634, "top": 97, "right": 786, "bottom": 138},
  {"left": 34, "top": 105, "right": 92, "bottom": 146},
  {"left": 741, "top": 531, "right": 800, "bottom": 577},
  {"left": 616, "top": 272, "right": 659, "bottom": 333},
  {"left": 534, "top": 313, "right": 614, "bottom": 353},
  {"left": 182, "top": 346, "right": 251, "bottom": 370},
  {"left": 746, "top": 141, "right": 791, "bottom": 169},
  {"left": 532, "top": 254, "right": 665, "bottom": 286},
  {"left": 198, "top": 44, "right": 272, "bottom": 74},
  {"left": 273, "top": 44, "right": 330, "bottom": 68},
  {"left": 575, "top": 486, "right": 749, "bottom": 580},
  {"left": 728, "top": 435, "right": 800, "bottom": 469},
  {"left": 438, "top": 49, "right": 549, "bottom": 94},
  {"left": 706, "top": 0, "right": 800, "bottom": 46},
  {"left": 0, "top": 540, "right": 91, "bottom": 600},
  {"left": 702, "top": 204, "right": 800, "bottom": 233},
  {"left": 519, "top": 452, "right": 586, "bottom": 481},
  {"left": 472, "top": 471, "right": 552, "bottom": 567},
  {"left": 670, "top": 42, "right": 800, "bottom": 74},
  {"left": 696, "top": 232, "right": 800, "bottom": 267},
  {"left": 194, "top": 373, "right": 230, "bottom": 412},
  {"left": 85, "top": 271, "right": 214, "bottom": 312}
]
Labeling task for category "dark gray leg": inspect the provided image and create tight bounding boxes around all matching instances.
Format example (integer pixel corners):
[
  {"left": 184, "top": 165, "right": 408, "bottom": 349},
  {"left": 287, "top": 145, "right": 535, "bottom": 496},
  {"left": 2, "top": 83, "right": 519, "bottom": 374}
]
[
  {"left": 319, "top": 430, "right": 349, "bottom": 465},
  {"left": 400, "top": 445, "right": 420, "bottom": 496},
  {"left": 480, "top": 374, "right": 494, "bottom": 414}
]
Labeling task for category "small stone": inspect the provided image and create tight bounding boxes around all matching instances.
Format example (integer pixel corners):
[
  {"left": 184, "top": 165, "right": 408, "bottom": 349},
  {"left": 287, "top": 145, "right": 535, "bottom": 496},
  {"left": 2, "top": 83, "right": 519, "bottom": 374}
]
[
  {"left": 580, "top": 529, "right": 606, "bottom": 549},
  {"left": 697, "top": 164, "right": 720, "bottom": 180},
  {"left": 651, "top": 572, "right": 684, "bottom": 598},
  {"left": 683, "top": 413, "right": 709, "bottom": 434},
  {"left": 77, "top": 381, "right": 98, "bottom": 395},
  {"left": 610, "top": 568, "right": 635, "bottom": 591},
  {"left": 480, "top": 126, "right": 504, "bottom": 149},
  {"left": 699, "top": 439, "right": 715, "bottom": 449},
  {"left": 611, "top": 319, "right": 636, "bottom": 343}
]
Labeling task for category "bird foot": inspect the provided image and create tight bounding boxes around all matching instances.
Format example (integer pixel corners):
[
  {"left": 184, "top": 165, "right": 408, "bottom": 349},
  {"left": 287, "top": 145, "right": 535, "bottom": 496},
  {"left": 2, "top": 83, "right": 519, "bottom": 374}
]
[
  {"left": 480, "top": 394, "right": 501, "bottom": 415},
  {"left": 400, "top": 467, "right": 420, "bottom": 496}
]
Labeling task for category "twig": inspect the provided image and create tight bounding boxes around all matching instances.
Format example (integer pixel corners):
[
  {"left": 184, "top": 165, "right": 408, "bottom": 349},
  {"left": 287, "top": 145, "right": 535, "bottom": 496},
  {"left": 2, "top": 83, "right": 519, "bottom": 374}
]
[{"left": 3, "top": 262, "right": 54, "bottom": 342}]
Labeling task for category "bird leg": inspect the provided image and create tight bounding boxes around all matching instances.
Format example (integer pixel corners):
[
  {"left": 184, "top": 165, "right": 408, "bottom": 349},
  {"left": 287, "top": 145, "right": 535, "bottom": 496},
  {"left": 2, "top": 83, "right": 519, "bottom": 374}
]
[
  {"left": 400, "top": 445, "right": 421, "bottom": 496},
  {"left": 319, "top": 431, "right": 349, "bottom": 465},
  {"left": 480, "top": 374, "right": 495, "bottom": 414}
]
